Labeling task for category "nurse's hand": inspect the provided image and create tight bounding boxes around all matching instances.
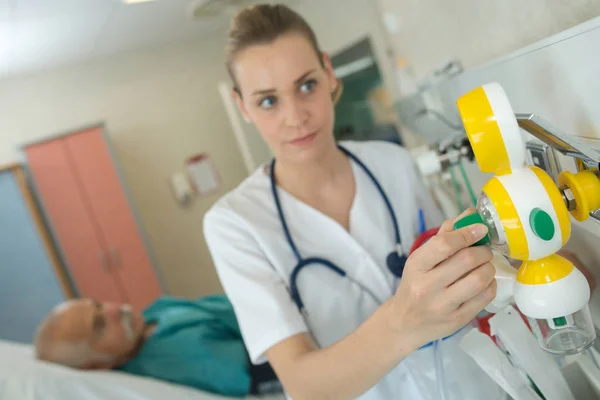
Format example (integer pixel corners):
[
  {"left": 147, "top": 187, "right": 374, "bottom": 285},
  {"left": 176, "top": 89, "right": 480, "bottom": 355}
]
[{"left": 390, "top": 209, "right": 496, "bottom": 348}]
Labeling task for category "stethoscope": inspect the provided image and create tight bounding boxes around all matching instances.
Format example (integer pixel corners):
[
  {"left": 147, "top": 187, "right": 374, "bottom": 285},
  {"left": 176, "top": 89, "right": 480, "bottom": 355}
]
[{"left": 269, "top": 144, "right": 408, "bottom": 313}]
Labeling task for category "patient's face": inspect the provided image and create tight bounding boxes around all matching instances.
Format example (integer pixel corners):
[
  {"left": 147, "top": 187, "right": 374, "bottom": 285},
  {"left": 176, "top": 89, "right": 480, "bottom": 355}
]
[{"left": 56, "top": 299, "right": 145, "bottom": 366}]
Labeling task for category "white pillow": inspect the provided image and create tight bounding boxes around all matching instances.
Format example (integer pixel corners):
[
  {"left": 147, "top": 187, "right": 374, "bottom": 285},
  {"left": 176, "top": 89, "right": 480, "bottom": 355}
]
[{"left": 0, "top": 340, "right": 283, "bottom": 400}]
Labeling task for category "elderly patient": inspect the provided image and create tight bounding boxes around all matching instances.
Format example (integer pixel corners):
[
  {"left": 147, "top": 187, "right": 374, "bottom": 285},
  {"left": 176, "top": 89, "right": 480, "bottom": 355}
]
[{"left": 35, "top": 295, "right": 281, "bottom": 397}]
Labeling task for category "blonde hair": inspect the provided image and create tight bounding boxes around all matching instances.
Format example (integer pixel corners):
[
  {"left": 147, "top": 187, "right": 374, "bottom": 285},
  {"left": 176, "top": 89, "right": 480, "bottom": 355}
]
[{"left": 226, "top": 3, "right": 341, "bottom": 101}]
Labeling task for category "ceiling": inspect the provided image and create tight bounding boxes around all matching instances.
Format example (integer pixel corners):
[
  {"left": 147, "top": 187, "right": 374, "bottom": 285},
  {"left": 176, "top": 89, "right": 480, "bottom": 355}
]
[{"left": 0, "top": 0, "right": 287, "bottom": 80}]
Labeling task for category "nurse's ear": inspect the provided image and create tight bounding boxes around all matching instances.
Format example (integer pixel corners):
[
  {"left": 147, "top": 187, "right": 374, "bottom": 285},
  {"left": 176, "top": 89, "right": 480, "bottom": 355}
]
[
  {"left": 321, "top": 52, "right": 338, "bottom": 94},
  {"left": 231, "top": 88, "right": 252, "bottom": 124}
]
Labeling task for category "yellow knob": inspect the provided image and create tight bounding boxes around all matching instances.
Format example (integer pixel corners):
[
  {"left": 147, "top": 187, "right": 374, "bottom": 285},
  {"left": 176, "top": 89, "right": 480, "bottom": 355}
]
[
  {"left": 517, "top": 254, "right": 574, "bottom": 285},
  {"left": 558, "top": 170, "right": 600, "bottom": 222},
  {"left": 456, "top": 87, "right": 510, "bottom": 175}
]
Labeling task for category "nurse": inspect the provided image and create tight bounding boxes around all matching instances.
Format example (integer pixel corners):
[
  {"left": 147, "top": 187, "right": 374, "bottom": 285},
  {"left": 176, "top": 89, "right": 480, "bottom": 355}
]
[{"left": 204, "top": 4, "right": 498, "bottom": 399}]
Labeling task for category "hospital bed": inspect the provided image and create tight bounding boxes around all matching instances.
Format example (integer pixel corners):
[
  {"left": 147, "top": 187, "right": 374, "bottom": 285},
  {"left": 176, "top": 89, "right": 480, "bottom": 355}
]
[{"left": 0, "top": 339, "right": 285, "bottom": 400}]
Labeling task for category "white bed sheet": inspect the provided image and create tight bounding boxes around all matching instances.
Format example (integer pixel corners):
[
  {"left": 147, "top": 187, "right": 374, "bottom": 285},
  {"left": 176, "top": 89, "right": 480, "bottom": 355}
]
[{"left": 0, "top": 340, "right": 284, "bottom": 400}]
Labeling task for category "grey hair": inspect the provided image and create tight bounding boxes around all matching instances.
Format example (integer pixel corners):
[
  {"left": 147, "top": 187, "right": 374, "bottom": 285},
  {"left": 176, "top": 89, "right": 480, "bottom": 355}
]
[{"left": 34, "top": 306, "right": 114, "bottom": 368}]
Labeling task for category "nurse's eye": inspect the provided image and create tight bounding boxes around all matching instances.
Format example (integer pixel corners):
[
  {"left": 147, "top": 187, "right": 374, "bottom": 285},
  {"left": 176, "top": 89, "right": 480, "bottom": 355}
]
[
  {"left": 300, "top": 79, "right": 317, "bottom": 93},
  {"left": 258, "top": 96, "right": 277, "bottom": 109}
]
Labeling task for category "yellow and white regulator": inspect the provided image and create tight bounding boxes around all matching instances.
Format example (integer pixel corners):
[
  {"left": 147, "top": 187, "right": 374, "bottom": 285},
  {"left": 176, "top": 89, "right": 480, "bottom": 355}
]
[{"left": 453, "top": 82, "right": 600, "bottom": 355}]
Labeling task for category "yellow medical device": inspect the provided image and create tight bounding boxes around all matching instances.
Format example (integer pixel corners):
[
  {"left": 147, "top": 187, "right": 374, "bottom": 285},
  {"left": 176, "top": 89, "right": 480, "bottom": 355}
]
[{"left": 454, "top": 82, "right": 600, "bottom": 355}]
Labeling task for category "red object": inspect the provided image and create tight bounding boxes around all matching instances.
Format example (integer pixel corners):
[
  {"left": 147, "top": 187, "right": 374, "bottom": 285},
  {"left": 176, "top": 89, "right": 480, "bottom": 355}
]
[
  {"left": 409, "top": 227, "right": 440, "bottom": 255},
  {"left": 474, "top": 313, "right": 500, "bottom": 345},
  {"left": 186, "top": 153, "right": 209, "bottom": 164}
]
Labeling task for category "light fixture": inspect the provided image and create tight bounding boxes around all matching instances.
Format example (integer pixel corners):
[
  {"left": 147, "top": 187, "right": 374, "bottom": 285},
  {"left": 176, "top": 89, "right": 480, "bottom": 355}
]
[
  {"left": 123, "top": 0, "right": 158, "bottom": 4},
  {"left": 188, "top": 0, "right": 252, "bottom": 19},
  {"left": 333, "top": 57, "right": 375, "bottom": 79}
]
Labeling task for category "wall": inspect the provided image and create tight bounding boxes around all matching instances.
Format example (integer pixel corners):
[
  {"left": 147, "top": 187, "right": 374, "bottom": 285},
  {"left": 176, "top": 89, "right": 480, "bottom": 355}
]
[
  {"left": 295, "top": 0, "right": 396, "bottom": 101},
  {"left": 0, "top": 36, "right": 247, "bottom": 298},
  {"left": 377, "top": 0, "right": 600, "bottom": 81}
]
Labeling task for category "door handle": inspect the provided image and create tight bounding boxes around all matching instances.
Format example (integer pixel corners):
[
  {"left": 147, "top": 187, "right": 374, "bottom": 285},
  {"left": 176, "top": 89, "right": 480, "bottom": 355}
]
[
  {"left": 99, "top": 251, "right": 110, "bottom": 272},
  {"left": 109, "top": 247, "right": 121, "bottom": 268}
]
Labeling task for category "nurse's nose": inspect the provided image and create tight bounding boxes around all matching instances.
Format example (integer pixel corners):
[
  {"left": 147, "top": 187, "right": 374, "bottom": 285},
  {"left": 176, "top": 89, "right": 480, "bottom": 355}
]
[{"left": 283, "top": 97, "right": 308, "bottom": 129}]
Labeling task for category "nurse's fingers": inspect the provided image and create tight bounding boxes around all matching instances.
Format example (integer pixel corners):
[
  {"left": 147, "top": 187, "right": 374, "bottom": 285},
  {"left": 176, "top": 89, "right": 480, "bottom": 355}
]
[
  {"left": 444, "top": 262, "right": 496, "bottom": 309},
  {"left": 430, "top": 246, "right": 493, "bottom": 288},
  {"left": 437, "top": 208, "right": 476, "bottom": 234},
  {"left": 454, "top": 279, "right": 497, "bottom": 325},
  {"left": 410, "top": 224, "right": 488, "bottom": 272}
]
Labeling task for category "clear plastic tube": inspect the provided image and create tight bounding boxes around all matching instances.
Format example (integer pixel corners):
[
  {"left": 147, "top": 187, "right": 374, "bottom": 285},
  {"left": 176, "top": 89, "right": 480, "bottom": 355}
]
[
  {"left": 458, "top": 161, "right": 477, "bottom": 208},
  {"left": 449, "top": 166, "right": 464, "bottom": 210},
  {"left": 434, "top": 338, "right": 446, "bottom": 400}
]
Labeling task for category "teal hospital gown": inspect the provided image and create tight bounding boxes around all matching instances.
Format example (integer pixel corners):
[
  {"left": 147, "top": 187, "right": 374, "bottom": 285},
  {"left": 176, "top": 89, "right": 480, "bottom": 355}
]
[{"left": 118, "top": 295, "right": 251, "bottom": 397}]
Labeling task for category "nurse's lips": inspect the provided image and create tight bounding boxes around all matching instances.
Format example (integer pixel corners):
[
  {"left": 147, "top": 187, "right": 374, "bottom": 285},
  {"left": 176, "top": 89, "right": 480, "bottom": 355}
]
[{"left": 289, "top": 132, "right": 317, "bottom": 146}]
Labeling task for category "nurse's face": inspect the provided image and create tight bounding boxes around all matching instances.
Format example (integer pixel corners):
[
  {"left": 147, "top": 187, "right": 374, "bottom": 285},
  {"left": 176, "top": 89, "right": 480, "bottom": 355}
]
[{"left": 232, "top": 33, "right": 338, "bottom": 163}]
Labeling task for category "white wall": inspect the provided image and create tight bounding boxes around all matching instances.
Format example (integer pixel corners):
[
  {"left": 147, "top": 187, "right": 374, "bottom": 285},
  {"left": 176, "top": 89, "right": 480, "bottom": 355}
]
[
  {"left": 0, "top": 36, "right": 249, "bottom": 298},
  {"left": 296, "top": 0, "right": 395, "bottom": 96},
  {"left": 377, "top": 0, "right": 600, "bottom": 81}
]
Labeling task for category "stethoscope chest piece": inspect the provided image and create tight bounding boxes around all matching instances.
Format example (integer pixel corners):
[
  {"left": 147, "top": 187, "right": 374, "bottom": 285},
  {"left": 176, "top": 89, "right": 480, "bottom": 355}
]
[{"left": 386, "top": 250, "right": 407, "bottom": 277}]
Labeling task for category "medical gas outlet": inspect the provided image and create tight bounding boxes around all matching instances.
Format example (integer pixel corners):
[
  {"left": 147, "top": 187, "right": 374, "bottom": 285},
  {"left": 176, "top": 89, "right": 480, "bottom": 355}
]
[{"left": 453, "top": 82, "right": 600, "bottom": 355}]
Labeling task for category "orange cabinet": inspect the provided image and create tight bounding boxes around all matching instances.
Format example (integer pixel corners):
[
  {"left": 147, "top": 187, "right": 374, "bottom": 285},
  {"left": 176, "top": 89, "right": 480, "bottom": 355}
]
[{"left": 25, "top": 125, "right": 163, "bottom": 311}]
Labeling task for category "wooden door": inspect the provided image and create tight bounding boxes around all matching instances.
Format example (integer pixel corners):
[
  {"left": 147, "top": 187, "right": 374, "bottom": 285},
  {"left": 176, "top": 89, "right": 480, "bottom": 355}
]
[
  {"left": 65, "top": 127, "right": 162, "bottom": 311},
  {"left": 25, "top": 140, "right": 125, "bottom": 303}
]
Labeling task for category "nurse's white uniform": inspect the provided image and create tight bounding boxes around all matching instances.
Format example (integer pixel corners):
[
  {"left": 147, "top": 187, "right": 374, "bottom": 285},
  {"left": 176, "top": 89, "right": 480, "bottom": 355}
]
[{"left": 204, "top": 140, "right": 503, "bottom": 400}]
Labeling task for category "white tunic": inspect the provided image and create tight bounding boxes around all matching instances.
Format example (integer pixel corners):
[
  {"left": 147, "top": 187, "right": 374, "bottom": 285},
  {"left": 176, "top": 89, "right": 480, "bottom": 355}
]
[{"left": 204, "top": 140, "right": 503, "bottom": 400}]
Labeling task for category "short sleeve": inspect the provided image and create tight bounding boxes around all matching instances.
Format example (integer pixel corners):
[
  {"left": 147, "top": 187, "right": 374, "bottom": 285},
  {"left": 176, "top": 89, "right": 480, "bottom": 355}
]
[{"left": 203, "top": 206, "right": 308, "bottom": 365}]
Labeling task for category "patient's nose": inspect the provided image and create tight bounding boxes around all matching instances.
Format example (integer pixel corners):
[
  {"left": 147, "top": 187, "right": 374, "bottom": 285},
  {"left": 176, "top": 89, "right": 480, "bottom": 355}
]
[{"left": 104, "top": 303, "right": 122, "bottom": 321}]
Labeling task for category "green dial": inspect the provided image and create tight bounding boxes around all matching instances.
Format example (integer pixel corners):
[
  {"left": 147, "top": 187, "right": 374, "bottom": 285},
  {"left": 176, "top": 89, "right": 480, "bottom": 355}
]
[
  {"left": 453, "top": 213, "right": 490, "bottom": 246},
  {"left": 529, "top": 208, "right": 555, "bottom": 241}
]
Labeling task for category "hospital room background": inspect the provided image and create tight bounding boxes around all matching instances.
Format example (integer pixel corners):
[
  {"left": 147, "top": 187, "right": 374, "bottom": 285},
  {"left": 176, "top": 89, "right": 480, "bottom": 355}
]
[{"left": 2, "top": 0, "right": 600, "bottom": 399}]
